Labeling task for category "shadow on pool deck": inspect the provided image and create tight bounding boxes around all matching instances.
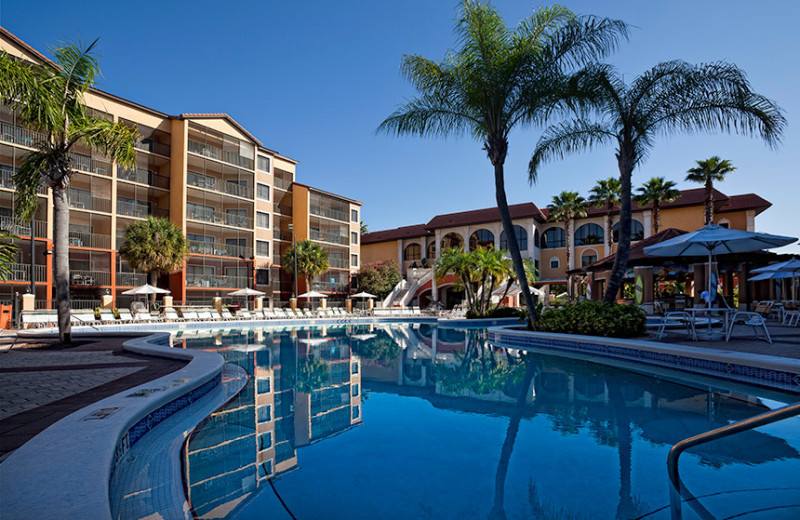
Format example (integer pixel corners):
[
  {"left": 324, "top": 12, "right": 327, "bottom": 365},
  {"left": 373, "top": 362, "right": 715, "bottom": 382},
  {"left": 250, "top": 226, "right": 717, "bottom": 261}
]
[
  {"left": 650, "top": 323, "right": 800, "bottom": 360},
  {"left": 0, "top": 335, "right": 186, "bottom": 462}
]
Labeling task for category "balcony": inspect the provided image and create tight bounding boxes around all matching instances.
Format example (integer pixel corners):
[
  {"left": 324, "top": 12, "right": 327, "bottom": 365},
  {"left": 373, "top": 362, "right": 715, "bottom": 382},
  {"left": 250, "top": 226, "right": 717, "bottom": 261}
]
[
  {"left": 4, "top": 263, "right": 47, "bottom": 283},
  {"left": 273, "top": 176, "right": 292, "bottom": 191},
  {"left": 118, "top": 167, "right": 170, "bottom": 189},
  {"left": 70, "top": 270, "right": 111, "bottom": 286},
  {"left": 68, "top": 229, "right": 111, "bottom": 249},
  {"left": 68, "top": 188, "right": 112, "bottom": 213},
  {"left": 186, "top": 274, "right": 250, "bottom": 288},
  {"left": 309, "top": 205, "right": 348, "bottom": 223},
  {"left": 187, "top": 139, "right": 254, "bottom": 170},
  {"left": 0, "top": 122, "right": 45, "bottom": 148},
  {"left": 188, "top": 240, "right": 252, "bottom": 258},
  {"left": 273, "top": 229, "right": 293, "bottom": 241},
  {"left": 116, "top": 272, "right": 147, "bottom": 286},
  {"left": 1, "top": 166, "right": 49, "bottom": 195},
  {"left": 327, "top": 257, "right": 349, "bottom": 269},
  {"left": 310, "top": 281, "right": 349, "bottom": 293},
  {"left": 134, "top": 138, "right": 171, "bottom": 157},
  {"left": 68, "top": 153, "right": 111, "bottom": 176},
  {"left": 309, "top": 230, "right": 349, "bottom": 246},
  {"left": 186, "top": 208, "right": 253, "bottom": 230},
  {"left": 0, "top": 217, "right": 47, "bottom": 238},
  {"left": 117, "top": 199, "right": 169, "bottom": 219},
  {"left": 187, "top": 171, "right": 254, "bottom": 199}
]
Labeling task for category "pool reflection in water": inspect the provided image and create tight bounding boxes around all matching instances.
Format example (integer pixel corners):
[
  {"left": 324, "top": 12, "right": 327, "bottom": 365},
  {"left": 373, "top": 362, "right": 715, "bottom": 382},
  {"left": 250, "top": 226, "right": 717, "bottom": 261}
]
[{"left": 179, "top": 323, "right": 800, "bottom": 520}]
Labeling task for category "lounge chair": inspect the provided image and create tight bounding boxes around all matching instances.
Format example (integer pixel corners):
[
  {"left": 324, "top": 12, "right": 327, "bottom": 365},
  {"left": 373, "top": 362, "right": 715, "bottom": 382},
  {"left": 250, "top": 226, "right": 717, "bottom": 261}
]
[
  {"left": 164, "top": 308, "right": 184, "bottom": 322},
  {"left": 263, "top": 309, "right": 276, "bottom": 319},
  {"left": 70, "top": 310, "right": 97, "bottom": 327},
  {"left": 238, "top": 310, "right": 253, "bottom": 319},
  {"left": 726, "top": 312, "right": 772, "bottom": 343},
  {"left": 181, "top": 309, "right": 199, "bottom": 321},
  {"left": 98, "top": 309, "right": 118, "bottom": 324},
  {"left": 197, "top": 308, "right": 215, "bottom": 321},
  {"left": 133, "top": 311, "right": 155, "bottom": 322},
  {"left": 220, "top": 308, "right": 236, "bottom": 321},
  {"left": 118, "top": 309, "right": 136, "bottom": 323},
  {"left": 656, "top": 312, "right": 697, "bottom": 341},
  {"left": 21, "top": 310, "right": 57, "bottom": 329}
]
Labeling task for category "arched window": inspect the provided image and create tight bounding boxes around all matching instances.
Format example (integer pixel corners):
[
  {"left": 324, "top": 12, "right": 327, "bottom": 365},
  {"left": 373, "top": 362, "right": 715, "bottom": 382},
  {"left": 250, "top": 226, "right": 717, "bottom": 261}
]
[
  {"left": 612, "top": 220, "right": 644, "bottom": 243},
  {"left": 441, "top": 233, "right": 464, "bottom": 251},
  {"left": 500, "top": 225, "right": 528, "bottom": 251},
  {"left": 426, "top": 241, "right": 436, "bottom": 259},
  {"left": 541, "top": 227, "right": 566, "bottom": 249},
  {"left": 469, "top": 229, "right": 495, "bottom": 251},
  {"left": 533, "top": 228, "right": 540, "bottom": 249},
  {"left": 581, "top": 249, "right": 598, "bottom": 267},
  {"left": 549, "top": 257, "right": 560, "bottom": 269},
  {"left": 574, "top": 223, "right": 604, "bottom": 246},
  {"left": 404, "top": 243, "right": 421, "bottom": 261},
  {"left": 717, "top": 218, "right": 730, "bottom": 229}
]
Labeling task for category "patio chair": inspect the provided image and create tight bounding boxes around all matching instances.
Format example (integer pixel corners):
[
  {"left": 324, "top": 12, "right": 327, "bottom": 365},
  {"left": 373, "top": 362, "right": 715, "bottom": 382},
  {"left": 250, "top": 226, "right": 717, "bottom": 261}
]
[
  {"left": 117, "top": 309, "right": 135, "bottom": 323},
  {"left": 70, "top": 310, "right": 97, "bottom": 327},
  {"left": 784, "top": 310, "right": 800, "bottom": 327},
  {"left": 655, "top": 312, "right": 697, "bottom": 341},
  {"left": 181, "top": 309, "right": 199, "bottom": 321},
  {"left": 263, "top": 309, "right": 276, "bottom": 319},
  {"left": 238, "top": 309, "right": 253, "bottom": 319},
  {"left": 197, "top": 308, "right": 215, "bottom": 321},
  {"left": 726, "top": 311, "right": 772, "bottom": 344},
  {"left": 164, "top": 308, "right": 184, "bottom": 322},
  {"left": 752, "top": 301, "right": 773, "bottom": 318},
  {"left": 220, "top": 308, "right": 236, "bottom": 321},
  {"left": 98, "top": 309, "right": 118, "bottom": 324}
]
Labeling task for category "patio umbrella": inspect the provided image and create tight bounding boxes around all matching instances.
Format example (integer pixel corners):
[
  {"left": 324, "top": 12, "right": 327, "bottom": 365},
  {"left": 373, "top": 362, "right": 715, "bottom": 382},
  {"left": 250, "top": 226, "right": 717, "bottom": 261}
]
[
  {"left": 121, "top": 283, "right": 171, "bottom": 311},
  {"left": 228, "top": 287, "right": 266, "bottom": 310},
  {"left": 644, "top": 225, "right": 796, "bottom": 335},
  {"left": 351, "top": 291, "right": 377, "bottom": 299},
  {"left": 298, "top": 290, "right": 327, "bottom": 309}
]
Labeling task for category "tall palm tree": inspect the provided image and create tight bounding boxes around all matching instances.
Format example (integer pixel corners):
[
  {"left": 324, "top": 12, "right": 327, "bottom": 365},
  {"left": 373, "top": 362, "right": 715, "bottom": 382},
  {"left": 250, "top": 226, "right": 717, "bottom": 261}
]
[
  {"left": 529, "top": 61, "right": 785, "bottom": 303},
  {"left": 634, "top": 177, "right": 681, "bottom": 233},
  {"left": 685, "top": 156, "right": 736, "bottom": 225},
  {"left": 1, "top": 40, "right": 138, "bottom": 342},
  {"left": 283, "top": 240, "right": 329, "bottom": 300},
  {"left": 588, "top": 177, "right": 620, "bottom": 250},
  {"left": 379, "top": 1, "right": 628, "bottom": 326},
  {"left": 548, "top": 191, "right": 588, "bottom": 273},
  {"left": 119, "top": 217, "right": 189, "bottom": 306},
  {"left": 0, "top": 232, "right": 20, "bottom": 282}
]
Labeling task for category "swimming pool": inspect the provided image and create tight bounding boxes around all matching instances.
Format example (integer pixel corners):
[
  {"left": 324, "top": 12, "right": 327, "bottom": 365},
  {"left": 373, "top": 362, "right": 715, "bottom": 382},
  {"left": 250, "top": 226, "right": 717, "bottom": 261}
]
[{"left": 123, "top": 323, "right": 800, "bottom": 519}]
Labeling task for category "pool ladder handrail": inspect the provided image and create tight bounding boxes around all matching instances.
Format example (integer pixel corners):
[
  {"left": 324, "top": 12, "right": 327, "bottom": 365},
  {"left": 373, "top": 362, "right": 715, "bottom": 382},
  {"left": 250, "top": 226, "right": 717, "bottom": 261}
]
[{"left": 668, "top": 399, "right": 800, "bottom": 487}]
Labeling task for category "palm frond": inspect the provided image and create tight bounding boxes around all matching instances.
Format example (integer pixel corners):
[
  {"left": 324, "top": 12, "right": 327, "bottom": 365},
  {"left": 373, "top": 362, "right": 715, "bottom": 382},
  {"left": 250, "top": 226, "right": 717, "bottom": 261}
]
[
  {"left": 529, "top": 119, "right": 614, "bottom": 183},
  {"left": 377, "top": 92, "right": 481, "bottom": 139},
  {"left": 0, "top": 232, "right": 21, "bottom": 282},
  {"left": 13, "top": 149, "right": 49, "bottom": 222},
  {"left": 0, "top": 52, "right": 60, "bottom": 134},
  {"left": 68, "top": 117, "right": 139, "bottom": 168}
]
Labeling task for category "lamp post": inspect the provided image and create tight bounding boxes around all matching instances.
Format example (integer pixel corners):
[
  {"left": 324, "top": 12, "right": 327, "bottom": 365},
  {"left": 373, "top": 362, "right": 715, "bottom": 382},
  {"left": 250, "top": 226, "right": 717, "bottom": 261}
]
[{"left": 288, "top": 223, "right": 297, "bottom": 298}]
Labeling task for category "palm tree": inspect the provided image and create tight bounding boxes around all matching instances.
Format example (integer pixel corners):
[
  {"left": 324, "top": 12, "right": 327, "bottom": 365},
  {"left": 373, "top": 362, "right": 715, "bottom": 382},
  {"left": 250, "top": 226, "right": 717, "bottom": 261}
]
[
  {"left": 379, "top": 1, "right": 628, "bottom": 326},
  {"left": 685, "top": 156, "right": 736, "bottom": 225},
  {"left": 360, "top": 221, "right": 368, "bottom": 234},
  {"left": 283, "top": 240, "right": 329, "bottom": 300},
  {"left": 634, "top": 177, "right": 681, "bottom": 233},
  {"left": 1, "top": 40, "right": 138, "bottom": 342},
  {"left": 529, "top": 60, "right": 785, "bottom": 303},
  {"left": 0, "top": 232, "right": 20, "bottom": 282},
  {"left": 588, "top": 177, "right": 620, "bottom": 250},
  {"left": 119, "top": 217, "right": 189, "bottom": 306},
  {"left": 548, "top": 191, "right": 588, "bottom": 273}
]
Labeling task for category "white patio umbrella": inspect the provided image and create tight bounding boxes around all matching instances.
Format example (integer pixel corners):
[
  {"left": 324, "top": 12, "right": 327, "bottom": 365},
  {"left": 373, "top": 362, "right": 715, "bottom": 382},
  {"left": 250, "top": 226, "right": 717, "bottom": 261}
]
[
  {"left": 121, "top": 283, "right": 170, "bottom": 311},
  {"left": 351, "top": 291, "right": 377, "bottom": 299},
  {"left": 228, "top": 287, "right": 266, "bottom": 310},
  {"left": 644, "top": 225, "right": 797, "bottom": 334},
  {"left": 297, "top": 290, "right": 327, "bottom": 309}
]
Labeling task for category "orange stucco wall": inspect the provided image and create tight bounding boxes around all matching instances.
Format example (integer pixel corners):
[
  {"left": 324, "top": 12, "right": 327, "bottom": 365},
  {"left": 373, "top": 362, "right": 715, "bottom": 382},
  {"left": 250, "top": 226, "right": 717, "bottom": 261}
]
[{"left": 361, "top": 241, "right": 398, "bottom": 266}]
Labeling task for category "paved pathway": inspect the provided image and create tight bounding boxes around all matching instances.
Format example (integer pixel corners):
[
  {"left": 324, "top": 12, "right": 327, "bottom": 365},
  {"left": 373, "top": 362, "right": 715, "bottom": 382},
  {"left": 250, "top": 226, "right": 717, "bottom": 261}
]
[
  {"left": 0, "top": 335, "right": 186, "bottom": 462},
  {"left": 655, "top": 323, "right": 800, "bottom": 359}
]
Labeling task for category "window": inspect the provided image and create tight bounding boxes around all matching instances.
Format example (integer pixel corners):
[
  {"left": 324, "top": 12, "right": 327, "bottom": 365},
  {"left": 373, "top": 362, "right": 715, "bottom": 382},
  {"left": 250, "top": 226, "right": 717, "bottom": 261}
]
[
  {"left": 469, "top": 229, "right": 495, "bottom": 251},
  {"left": 257, "top": 405, "right": 272, "bottom": 422},
  {"left": 351, "top": 254, "right": 358, "bottom": 267},
  {"left": 427, "top": 241, "right": 436, "bottom": 259},
  {"left": 256, "top": 268, "right": 270, "bottom": 285},
  {"left": 351, "top": 231, "right": 358, "bottom": 245},
  {"left": 257, "top": 155, "right": 270, "bottom": 172},
  {"left": 257, "top": 211, "right": 270, "bottom": 229},
  {"left": 542, "top": 228, "right": 566, "bottom": 249},
  {"left": 257, "top": 240, "right": 270, "bottom": 256},
  {"left": 257, "top": 183, "right": 270, "bottom": 201},
  {"left": 574, "top": 224, "right": 604, "bottom": 246},
  {"left": 581, "top": 253, "right": 598, "bottom": 267},
  {"left": 256, "top": 377, "right": 271, "bottom": 393},
  {"left": 351, "top": 361, "right": 359, "bottom": 374},
  {"left": 441, "top": 233, "right": 464, "bottom": 251},
  {"left": 351, "top": 209, "right": 358, "bottom": 222},
  {"left": 612, "top": 220, "right": 645, "bottom": 243},
  {"left": 404, "top": 243, "right": 422, "bottom": 261},
  {"left": 258, "top": 431, "right": 272, "bottom": 450},
  {"left": 187, "top": 170, "right": 216, "bottom": 190},
  {"left": 500, "top": 225, "right": 528, "bottom": 251},
  {"left": 352, "top": 384, "right": 359, "bottom": 397},
  {"left": 352, "top": 406, "right": 360, "bottom": 420},
  {"left": 225, "top": 208, "right": 248, "bottom": 227},
  {"left": 718, "top": 218, "right": 730, "bottom": 228},
  {"left": 550, "top": 257, "right": 560, "bottom": 269},
  {"left": 258, "top": 460, "right": 272, "bottom": 479}
]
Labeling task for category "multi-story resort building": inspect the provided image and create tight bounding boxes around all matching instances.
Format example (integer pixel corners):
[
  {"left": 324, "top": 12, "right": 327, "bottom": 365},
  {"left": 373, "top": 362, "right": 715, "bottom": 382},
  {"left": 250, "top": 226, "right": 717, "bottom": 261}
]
[
  {"left": 362, "top": 189, "right": 772, "bottom": 308},
  {"left": 0, "top": 28, "right": 362, "bottom": 310}
]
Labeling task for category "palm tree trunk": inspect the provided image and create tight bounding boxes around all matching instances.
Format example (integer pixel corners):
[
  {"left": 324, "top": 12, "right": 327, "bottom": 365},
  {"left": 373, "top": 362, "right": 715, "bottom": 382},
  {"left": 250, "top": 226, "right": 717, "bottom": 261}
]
[
  {"left": 606, "top": 207, "right": 613, "bottom": 250},
  {"left": 52, "top": 186, "right": 71, "bottom": 343},
  {"left": 494, "top": 162, "right": 538, "bottom": 327},
  {"left": 149, "top": 270, "right": 157, "bottom": 308},
  {"left": 604, "top": 146, "right": 635, "bottom": 303},
  {"left": 704, "top": 179, "right": 713, "bottom": 225},
  {"left": 653, "top": 204, "right": 661, "bottom": 233}
]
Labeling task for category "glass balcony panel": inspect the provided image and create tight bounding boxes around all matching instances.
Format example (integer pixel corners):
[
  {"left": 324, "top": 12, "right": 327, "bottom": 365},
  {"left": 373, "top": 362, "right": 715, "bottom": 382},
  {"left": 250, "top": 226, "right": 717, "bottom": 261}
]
[
  {"left": 185, "top": 207, "right": 253, "bottom": 229},
  {"left": 0, "top": 217, "right": 47, "bottom": 238},
  {"left": 68, "top": 152, "right": 111, "bottom": 176},
  {"left": 185, "top": 274, "right": 249, "bottom": 288},
  {"left": 118, "top": 167, "right": 170, "bottom": 189},
  {"left": 68, "top": 229, "right": 111, "bottom": 249},
  {"left": 187, "top": 240, "right": 251, "bottom": 258},
  {"left": 116, "top": 272, "right": 148, "bottom": 286},
  {"left": 0, "top": 122, "right": 45, "bottom": 148},
  {"left": 69, "top": 270, "right": 111, "bottom": 286},
  {"left": 68, "top": 188, "right": 112, "bottom": 213}
]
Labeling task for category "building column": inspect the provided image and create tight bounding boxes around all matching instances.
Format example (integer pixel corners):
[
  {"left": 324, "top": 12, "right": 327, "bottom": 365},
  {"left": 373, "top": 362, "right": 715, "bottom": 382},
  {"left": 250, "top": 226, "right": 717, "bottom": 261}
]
[
  {"left": 642, "top": 210, "right": 652, "bottom": 238},
  {"left": 397, "top": 239, "right": 404, "bottom": 274},
  {"left": 568, "top": 219, "right": 575, "bottom": 271},
  {"left": 746, "top": 210, "right": 755, "bottom": 232}
]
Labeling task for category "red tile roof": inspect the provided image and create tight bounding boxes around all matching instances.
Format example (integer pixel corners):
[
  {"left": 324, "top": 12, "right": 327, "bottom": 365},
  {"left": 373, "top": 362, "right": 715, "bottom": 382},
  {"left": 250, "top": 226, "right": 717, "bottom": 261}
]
[
  {"left": 362, "top": 224, "right": 432, "bottom": 244},
  {"left": 426, "top": 202, "right": 546, "bottom": 229},
  {"left": 718, "top": 193, "right": 771, "bottom": 214},
  {"left": 580, "top": 228, "right": 688, "bottom": 271}
]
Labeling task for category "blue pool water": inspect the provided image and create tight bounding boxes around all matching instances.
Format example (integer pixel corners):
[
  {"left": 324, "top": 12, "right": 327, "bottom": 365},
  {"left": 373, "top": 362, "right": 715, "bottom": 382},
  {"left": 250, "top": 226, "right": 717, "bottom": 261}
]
[{"left": 174, "top": 323, "right": 799, "bottom": 519}]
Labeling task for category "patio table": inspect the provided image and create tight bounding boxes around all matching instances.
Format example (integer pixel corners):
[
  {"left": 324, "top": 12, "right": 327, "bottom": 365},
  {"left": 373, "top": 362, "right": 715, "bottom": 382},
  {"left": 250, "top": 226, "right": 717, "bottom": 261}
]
[{"left": 685, "top": 307, "right": 736, "bottom": 340}]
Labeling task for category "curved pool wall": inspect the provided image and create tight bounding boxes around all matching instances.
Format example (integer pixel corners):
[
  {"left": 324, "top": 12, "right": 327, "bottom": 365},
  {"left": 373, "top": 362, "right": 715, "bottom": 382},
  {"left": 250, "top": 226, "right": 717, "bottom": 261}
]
[
  {"left": 488, "top": 327, "right": 800, "bottom": 394},
  {"left": 0, "top": 333, "right": 240, "bottom": 520}
]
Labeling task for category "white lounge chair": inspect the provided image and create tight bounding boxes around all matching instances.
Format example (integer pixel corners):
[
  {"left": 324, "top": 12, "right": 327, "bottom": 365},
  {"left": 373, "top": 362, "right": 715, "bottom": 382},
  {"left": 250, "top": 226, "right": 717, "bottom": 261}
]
[{"left": 726, "top": 312, "right": 772, "bottom": 343}]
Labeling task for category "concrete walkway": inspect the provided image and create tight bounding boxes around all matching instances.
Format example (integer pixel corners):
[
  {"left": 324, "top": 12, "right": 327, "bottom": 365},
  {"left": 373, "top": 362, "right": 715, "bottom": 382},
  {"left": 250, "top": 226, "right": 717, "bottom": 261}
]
[
  {"left": 654, "top": 323, "right": 800, "bottom": 360},
  {"left": 0, "top": 334, "right": 186, "bottom": 462}
]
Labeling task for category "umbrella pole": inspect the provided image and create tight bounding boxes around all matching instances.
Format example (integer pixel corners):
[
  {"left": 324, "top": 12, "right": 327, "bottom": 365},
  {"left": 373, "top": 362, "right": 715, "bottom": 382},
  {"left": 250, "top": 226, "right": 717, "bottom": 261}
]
[{"left": 707, "top": 249, "right": 713, "bottom": 336}]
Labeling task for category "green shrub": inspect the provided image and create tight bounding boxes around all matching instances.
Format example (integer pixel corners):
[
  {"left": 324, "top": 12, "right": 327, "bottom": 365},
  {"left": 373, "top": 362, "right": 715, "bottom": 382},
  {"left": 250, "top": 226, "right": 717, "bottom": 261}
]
[{"left": 535, "top": 301, "right": 646, "bottom": 338}]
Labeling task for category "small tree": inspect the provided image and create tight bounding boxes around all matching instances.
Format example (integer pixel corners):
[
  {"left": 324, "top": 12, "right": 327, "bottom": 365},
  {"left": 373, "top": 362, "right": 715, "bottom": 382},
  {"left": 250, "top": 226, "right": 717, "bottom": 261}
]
[
  {"left": 283, "top": 240, "right": 329, "bottom": 297},
  {"left": 356, "top": 260, "right": 401, "bottom": 299},
  {"left": 634, "top": 177, "right": 681, "bottom": 233},
  {"left": 685, "top": 156, "right": 736, "bottom": 225},
  {"left": 119, "top": 217, "right": 189, "bottom": 305}
]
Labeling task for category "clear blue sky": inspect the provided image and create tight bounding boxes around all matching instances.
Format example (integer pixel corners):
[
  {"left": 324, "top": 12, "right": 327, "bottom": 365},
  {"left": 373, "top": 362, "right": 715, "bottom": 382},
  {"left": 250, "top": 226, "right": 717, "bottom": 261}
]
[{"left": 2, "top": 0, "right": 798, "bottom": 252}]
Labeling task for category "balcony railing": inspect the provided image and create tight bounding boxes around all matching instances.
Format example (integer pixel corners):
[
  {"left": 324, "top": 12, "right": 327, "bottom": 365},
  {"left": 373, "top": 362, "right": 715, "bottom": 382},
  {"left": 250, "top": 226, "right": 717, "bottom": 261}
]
[
  {"left": 310, "top": 281, "right": 349, "bottom": 293},
  {"left": 327, "top": 257, "right": 349, "bottom": 269},
  {"left": 5, "top": 263, "right": 47, "bottom": 282},
  {"left": 309, "top": 230, "right": 349, "bottom": 246},
  {"left": 187, "top": 139, "right": 254, "bottom": 170},
  {"left": 273, "top": 176, "right": 293, "bottom": 191},
  {"left": 68, "top": 188, "right": 112, "bottom": 213},
  {"left": 116, "top": 272, "right": 148, "bottom": 287},
  {"left": 1, "top": 166, "right": 48, "bottom": 195},
  {"left": 117, "top": 167, "right": 170, "bottom": 189},
  {"left": 273, "top": 229, "right": 293, "bottom": 241},
  {"left": 117, "top": 199, "right": 169, "bottom": 219},
  {"left": 68, "top": 230, "right": 111, "bottom": 249},
  {"left": 186, "top": 171, "right": 254, "bottom": 199},
  {"left": 188, "top": 240, "right": 252, "bottom": 258},
  {"left": 0, "top": 122, "right": 45, "bottom": 148},
  {"left": 309, "top": 205, "right": 348, "bottom": 223},
  {"left": 1, "top": 217, "right": 47, "bottom": 238},
  {"left": 134, "top": 138, "right": 171, "bottom": 157},
  {"left": 186, "top": 208, "right": 253, "bottom": 229},
  {"left": 69, "top": 269, "right": 111, "bottom": 286},
  {"left": 186, "top": 274, "right": 250, "bottom": 288},
  {"left": 68, "top": 153, "right": 111, "bottom": 176}
]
